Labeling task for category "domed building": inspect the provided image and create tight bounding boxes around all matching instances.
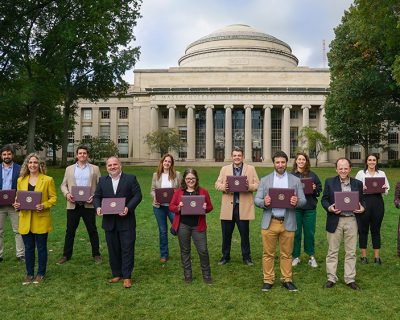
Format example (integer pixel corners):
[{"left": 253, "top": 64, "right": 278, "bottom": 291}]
[{"left": 73, "top": 24, "right": 342, "bottom": 164}]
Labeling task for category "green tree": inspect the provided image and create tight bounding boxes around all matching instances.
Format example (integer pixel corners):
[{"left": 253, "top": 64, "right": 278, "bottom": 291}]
[
  {"left": 298, "top": 127, "right": 334, "bottom": 167},
  {"left": 145, "top": 129, "right": 182, "bottom": 156},
  {"left": 79, "top": 136, "right": 119, "bottom": 165}
]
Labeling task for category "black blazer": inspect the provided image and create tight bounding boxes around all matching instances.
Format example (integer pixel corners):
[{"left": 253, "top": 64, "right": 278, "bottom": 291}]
[
  {"left": 321, "top": 176, "right": 364, "bottom": 233},
  {"left": 94, "top": 173, "right": 142, "bottom": 232}
]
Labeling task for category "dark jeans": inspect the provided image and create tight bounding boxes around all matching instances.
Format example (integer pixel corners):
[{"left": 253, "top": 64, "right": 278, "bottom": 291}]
[
  {"left": 105, "top": 228, "right": 136, "bottom": 279},
  {"left": 63, "top": 206, "right": 100, "bottom": 258},
  {"left": 359, "top": 194, "right": 384, "bottom": 249},
  {"left": 178, "top": 223, "right": 211, "bottom": 280},
  {"left": 22, "top": 232, "right": 48, "bottom": 277},
  {"left": 153, "top": 205, "right": 174, "bottom": 259},
  {"left": 221, "top": 204, "right": 251, "bottom": 260}
]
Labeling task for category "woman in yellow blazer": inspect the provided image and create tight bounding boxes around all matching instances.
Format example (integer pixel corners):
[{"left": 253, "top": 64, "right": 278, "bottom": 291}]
[{"left": 13, "top": 153, "right": 57, "bottom": 285}]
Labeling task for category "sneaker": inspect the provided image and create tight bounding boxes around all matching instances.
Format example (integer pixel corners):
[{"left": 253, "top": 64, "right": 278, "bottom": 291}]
[
  {"left": 308, "top": 256, "right": 318, "bottom": 268},
  {"left": 292, "top": 257, "right": 301, "bottom": 266},
  {"left": 243, "top": 259, "right": 254, "bottom": 266},
  {"left": 22, "top": 275, "right": 34, "bottom": 285},
  {"left": 282, "top": 281, "right": 298, "bottom": 292},
  {"left": 261, "top": 283, "right": 273, "bottom": 292},
  {"left": 33, "top": 275, "right": 45, "bottom": 284},
  {"left": 374, "top": 257, "right": 382, "bottom": 265},
  {"left": 360, "top": 256, "right": 368, "bottom": 264}
]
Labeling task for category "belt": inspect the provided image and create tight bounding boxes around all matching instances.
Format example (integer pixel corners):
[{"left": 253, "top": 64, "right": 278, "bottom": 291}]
[{"left": 271, "top": 215, "right": 284, "bottom": 222}]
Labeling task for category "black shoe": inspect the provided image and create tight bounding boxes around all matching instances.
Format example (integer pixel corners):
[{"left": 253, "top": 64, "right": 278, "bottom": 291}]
[
  {"left": 282, "top": 282, "right": 298, "bottom": 292},
  {"left": 261, "top": 283, "right": 273, "bottom": 292},
  {"left": 374, "top": 257, "right": 382, "bottom": 265},
  {"left": 184, "top": 276, "right": 192, "bottom": 284},
  {"left": 243, "top": 259, "right": 254, "bottom": 266},
  {"left": 360, "top": 256, "right": 368, "bottom": 264},
  {"left": 218, "top": 258, "right": 230, "bottom": 265},
  {"left": 203, "top": 277, "right": 213, "bottom": 284},
  {"left": 323, "top": 281, "right": 335, "bottom": 288},
  {"left": 347, "top": 282, "right": 360, "bottom": 290}
]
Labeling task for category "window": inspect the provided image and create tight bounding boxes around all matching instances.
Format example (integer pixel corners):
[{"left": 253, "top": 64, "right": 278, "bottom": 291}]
[
  {"left": 82, "top": 108, "right": 92, "bottom": 120},
  {"left": 388, "top": 128, "right": 399, "bottom": 144},
  {"left": 290, "top": 127, "right": 298, "bottom": 158},
  {"left": 178, "top": 127, "right": 187, "bottom": 159},
  {"left": 388, "top": 149, "right": 398, "bottom": 160},
  {"left": 118, "top": 126, "right": 129, "bottom": 158},
  {"left": 100, "top": 108, "right": 110, "bottom": 119},
  {"left": 67, "top": 131, "right": 75, "bottom": 157},
  {"left": 81, "top": 126, "right": 92, "bottom": 142},
  {"left": 100, "top": 126, "right": 110, "bottom": 139},
  {"left": 118, "top": 108, "right": 128, "bottom": 119},
  {"left": 350, "top": 145, "right": 361, "bottom": 160},
  {"left": 161, "top": 110, "right": 168, "bottom": 119},
  {"left": 309, "top": 108, "right": 317, "bottom": 119},
  {"left": 271, "top": 108, "right": 282, "bottom": 155},
  {"left": 195, "top": 110, "right": 206, "bottom": 159},
  {"left": 179, "top": 110, "right": 187, "bottom": 119},
  {"left": 290, "top": 110, "right": 299, "bottom": 119}
]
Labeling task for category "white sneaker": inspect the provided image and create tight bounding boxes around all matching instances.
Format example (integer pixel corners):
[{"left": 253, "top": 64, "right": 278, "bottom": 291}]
[
  {"left": 292, "top": 257, "right": 301, "bottom": 266},
  {"left": 308, "top": 256, "right": 318, "bottom": 268}
]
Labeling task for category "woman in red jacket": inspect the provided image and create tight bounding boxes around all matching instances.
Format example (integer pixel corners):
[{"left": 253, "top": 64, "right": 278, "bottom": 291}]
[{"left": 169, "top": 168, "right": 213, "bottom": 284}]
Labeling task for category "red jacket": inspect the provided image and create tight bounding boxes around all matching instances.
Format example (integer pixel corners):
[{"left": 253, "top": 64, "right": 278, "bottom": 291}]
[{"left": 169, "top": 187, "right": 213, "bottom": 233}]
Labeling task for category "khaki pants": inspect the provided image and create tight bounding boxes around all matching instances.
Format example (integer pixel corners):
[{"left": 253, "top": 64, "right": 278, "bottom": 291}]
[
  {"left": 326, "top": 216, "right": 358, "bottom": 284},
  {"left": 262, "top": 219, "right": 295, "bottom": 284},
  {"left": 0, "top": 206, "right": 24, "bottom": 258}
]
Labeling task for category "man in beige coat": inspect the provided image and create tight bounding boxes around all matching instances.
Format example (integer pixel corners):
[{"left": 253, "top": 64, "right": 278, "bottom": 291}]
[{"left": 215, "top": 147, "right": 259, "bottom": 266}]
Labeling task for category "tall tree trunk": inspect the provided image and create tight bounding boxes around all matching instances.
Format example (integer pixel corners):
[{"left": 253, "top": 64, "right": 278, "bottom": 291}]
[
  {"left": 60, "top": 103, "right": 71, "bottom": 167},
  {"left": 26, "top": 103, "right": 37, "bottom": 153}
]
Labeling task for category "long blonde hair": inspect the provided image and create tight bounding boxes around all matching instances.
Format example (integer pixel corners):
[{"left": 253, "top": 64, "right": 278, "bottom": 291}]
[{"left": 19, "top": 153, "right": 47, "bottom": 178}]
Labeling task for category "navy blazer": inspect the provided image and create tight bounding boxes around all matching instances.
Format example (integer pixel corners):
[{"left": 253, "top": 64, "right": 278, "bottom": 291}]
[
  {"left": 0, "top": 162, "right": 21, "bottom": 190},
  {"left": 93, "top": 172, "right": 142, "bottom": 232},
  {"left": 321, "top": 176, "right": 364, "bottom": 233}
]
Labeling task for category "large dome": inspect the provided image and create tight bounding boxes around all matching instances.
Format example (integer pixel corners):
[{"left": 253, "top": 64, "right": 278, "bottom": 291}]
[{"left": 178, "top": 24, "right": 298, "bottom": 68}]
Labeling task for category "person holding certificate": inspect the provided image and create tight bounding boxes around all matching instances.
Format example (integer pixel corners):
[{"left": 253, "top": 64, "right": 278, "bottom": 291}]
[
  {"left": 291, "top": 152, "right": 322, "bottom": 268},
  {"left": 355, "top": 154, "right": 389, "bottom": 265},
  {"left": 12, "top": 153, "right": 57, "bottom": 285},
  {"left": 150, "top": 154, "right": 181, "bottom": 264},
  {"left": 169, "top": 168, "right": 213, "bottom": 284},
  {"left": 254, "top": 151, "right": 306, "bottom": 292}
]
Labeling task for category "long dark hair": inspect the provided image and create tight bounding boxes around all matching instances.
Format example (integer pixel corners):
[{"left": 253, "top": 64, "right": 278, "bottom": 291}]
[
  {"left": 292, "top": 152, "right": 311, "bottom": 177},
  {"left": 156, "top": 153, "right": 176, "bottom": 180},
  {"left": 363, "top": 153, "right": 380, "bottom": 173},
  {"left": 180, "top": 168, "right": 199, "bottom": 191}
]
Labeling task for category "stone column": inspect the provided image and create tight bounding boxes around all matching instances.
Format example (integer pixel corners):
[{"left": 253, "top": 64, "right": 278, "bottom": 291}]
[
  {"left": 224, "top": 104, "right": 233, "bottom": 161},
  {"left": 244, "top": 104, "right": 253, "bottom": 162},
  {"left": 301, "top": 104, "right": 311, "bottom": 150},
  {"left": 263, "top": 104, "right": 273, "bottom": 163},
  {"left": 282, "top": 104, "right": 292, "bottom": 157},
  {"left": 150, "top": 105, "right": 159, "bottom": 160},
  {"left": 186, "top": 104, "right": 196, "bottom": 161},
  {"left": 205, "top": 104, "right": 214, "bottom": 161},
  {"left": 167, "top": 104, "right": 176, "bottom": 129},
  {"left": 319, "top": 104, "right": 328, "bottom": 163}
]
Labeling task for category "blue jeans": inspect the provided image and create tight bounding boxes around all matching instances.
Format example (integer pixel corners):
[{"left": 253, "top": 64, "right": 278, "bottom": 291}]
[
  {"left": 22, "top": 232, "right": 48, "bottom": 277},
  {"left": 153, "top": 206, "right": 174, "bottom": 259}
]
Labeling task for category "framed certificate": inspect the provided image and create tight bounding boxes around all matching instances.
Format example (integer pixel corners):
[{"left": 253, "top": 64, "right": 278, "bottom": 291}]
[
  {"left": 101, "top": 197, "right": 126, "bottom": 215},
  {"left": 0, "top": 189, "right": 16, "bottom": 206},
  {"left": 226, "top": 176, "right": 247, "bottom": 192},
  {"left": 181, "top": 195, "right": 205, "bottom": 215},
  {"left": 334, "top": 191, "right": 359, "bottom": 211},
  {"left": 364, "top": 177, "right": 385, "bottom": 194},
  {"left": 269, "top": 188, "right": 295, "bottom": 209},
  {"left": 155, "top": 188, "right": 175, "bottom": 204},
  {"left": 17, "top": 191, "right": 42, "bottom": 210},
  {"left": 71, "top": 186, "right": 92, "bottom": 202},
  {"left": 300, "top": 178, "right": 313, "bottom": 195}
]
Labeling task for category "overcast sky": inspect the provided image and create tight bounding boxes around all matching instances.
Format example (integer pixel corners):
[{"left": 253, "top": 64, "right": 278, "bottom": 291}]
[{"left": 125, "top": 0, "right": 354, "bottom": 83}]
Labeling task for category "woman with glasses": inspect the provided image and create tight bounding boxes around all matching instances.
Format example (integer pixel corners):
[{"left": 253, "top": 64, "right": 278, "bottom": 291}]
[
  {"left": 150, "top": 154, "right": 181, "bottom": 263},
  {"left": 169, "top": 168, "right": 213, "bottom": 284}
]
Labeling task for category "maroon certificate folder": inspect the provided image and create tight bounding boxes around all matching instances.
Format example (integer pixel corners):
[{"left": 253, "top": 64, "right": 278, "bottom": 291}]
[
  {"left": 101, "top": 198, "right": 126, "bottom": 215},
  {"left": 269, "top": 188, "right": 295, "bottom": 209},
  {"left": 181, "top": 195, "right": 206, "bottom": 215},
  {"left": 226, "top": 176, "right": 248, "bottom": 192},
  {"left": 71, "top": 186, "right": 92, "bottom": 202},
  {"left": 334, "top": 191, "right": 359, "bottom": 211},
  {"left": 300, "top": 178, "right": 313, "bottom": 195},
  {"left": 155, "top": 188, "right": 175, "bottom": 204},
  {"left": 0, "top": 189, "right": 16, "bottom": 206},
  {"left": 364, "top": 177, "right": 385, "bottom": 194},
  {"left": 17, "top": 191, "right": 42, "bottom": 210}
]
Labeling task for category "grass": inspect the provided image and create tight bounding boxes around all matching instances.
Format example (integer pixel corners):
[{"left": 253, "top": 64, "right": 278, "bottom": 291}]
[{"left": 0, "top": 165, "right": 400, "bottom": 320}]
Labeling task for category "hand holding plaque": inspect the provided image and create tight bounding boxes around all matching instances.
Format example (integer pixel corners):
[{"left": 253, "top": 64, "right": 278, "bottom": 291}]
[
  {"left": 155, "top": 188, "right": 174, "bottom": 204},
  {"left": 101, "top": 197, "right": 126, "bottom": 215},
  {"left": 364, "top": 177, "right": 385, "bottom": 194},
  {"left": 334, "top": 191, "right": 359, "bottom": 211},
  {"left": 16, "top": 191, "right": 42, "bottom": 210},
  {"left": 269, "top": 188, "right": 295, "bottom": 209},
  {"left": 71, "top": 186, "right": 92, "bottom": 202},
  {"left": 300, "top": 178, "right": 313, "bottom": 195},
  {"left": 181, "top": 195, "right": 206, "bottom": 215},
  {"left": 226, "top": 176, "right": 248, "bottom": 192},
  {"left": 0, "top": 189, "right": 16, "bottom": 206}
]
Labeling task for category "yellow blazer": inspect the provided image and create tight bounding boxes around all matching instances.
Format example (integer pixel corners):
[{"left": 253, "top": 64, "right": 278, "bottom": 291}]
[{"left": 17, "top": 173, "right": 57, "bottom": 235}]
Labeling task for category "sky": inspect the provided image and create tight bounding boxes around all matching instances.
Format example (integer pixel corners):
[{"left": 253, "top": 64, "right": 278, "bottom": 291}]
[{"left": 124, "top": 0, "right": 354, "bottom": 83}]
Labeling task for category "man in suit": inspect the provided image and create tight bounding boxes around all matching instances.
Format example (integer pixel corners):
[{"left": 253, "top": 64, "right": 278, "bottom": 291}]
[
  {"left": 57, "top": 145, "right": 102, "bottom": 265},
  {"left": 94, "top": 156, "right": 142, "bottom": 288},
  {"left": 321, "top": 157, "right": 364, "bottom": 290},
  {"left": 255, "top": 150, "right": 306, "bottom": 292},
  {"left": 0, "top": 145, "right": 24, "bottom": 262},
  {"left": 215, "top": 146, "right": 259, "bottom": 266}
]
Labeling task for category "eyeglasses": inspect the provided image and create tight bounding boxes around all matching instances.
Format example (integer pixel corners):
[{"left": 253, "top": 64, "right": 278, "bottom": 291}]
[{"left": 185, "top": 177, "right": 197, "bottom": 181}]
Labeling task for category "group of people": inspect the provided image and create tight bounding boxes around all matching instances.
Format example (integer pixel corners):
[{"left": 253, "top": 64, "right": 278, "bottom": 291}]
[{"left": 0, "top": 144, "right": 399, "bottom": 291}]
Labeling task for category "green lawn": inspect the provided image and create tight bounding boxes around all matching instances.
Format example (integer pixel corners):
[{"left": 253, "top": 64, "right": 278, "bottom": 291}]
[{"left": 0, "top": 166, "right": 399, "bottom": 319}]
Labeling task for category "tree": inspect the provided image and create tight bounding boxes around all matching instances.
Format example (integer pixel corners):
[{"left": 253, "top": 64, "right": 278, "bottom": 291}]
[
  {"left": 79, "top": 136, "right": 119, "bottom": 165},
  {"left": 145, "top": 129, "right": 182, "bottom": 156},
  {"left": 325, "top": 0, "right": 400, "bottom": 155},
  {"left": 298, "top": 127, "right": 334, "bottom": 167}
]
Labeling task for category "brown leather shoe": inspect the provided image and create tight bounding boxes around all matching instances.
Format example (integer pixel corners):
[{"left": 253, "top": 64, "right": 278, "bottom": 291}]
[
  {"left": 160, "top": 258, "right": 168, "bottom": 263},
  {"left": 123, "top": 279, "right": 132, "bottom": 288},
  {"left": 109, "top": 277, "right": 121, "bottom": 283},
  {"left": 56, "top": 256, "right": 69, "bottom": 265},
  {"left": 94, "top": 255, "right": 102, "bottom": 264}
]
